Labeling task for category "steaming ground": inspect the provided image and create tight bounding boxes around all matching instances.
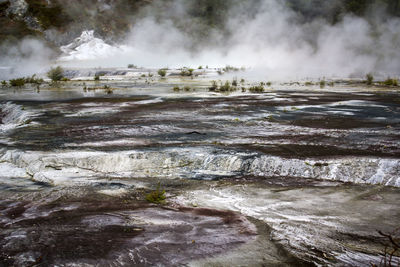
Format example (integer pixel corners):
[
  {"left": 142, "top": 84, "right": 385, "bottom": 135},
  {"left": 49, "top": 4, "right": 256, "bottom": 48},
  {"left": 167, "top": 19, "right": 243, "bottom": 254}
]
[{"left": 1, "top": 0, "right": 400, "bottom": 80}]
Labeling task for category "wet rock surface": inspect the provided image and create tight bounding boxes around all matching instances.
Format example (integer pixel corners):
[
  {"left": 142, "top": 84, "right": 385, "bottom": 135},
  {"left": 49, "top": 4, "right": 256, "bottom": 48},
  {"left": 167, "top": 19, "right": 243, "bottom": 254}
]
[
  {"left": 0, "top": 189, "right": 258, "bottom": 266},
  {"left": 0, "top": 77, "right": 399, "bottom": 266},
  {"left": 176, "top": 177, "right": 400, "bottom": 266}
]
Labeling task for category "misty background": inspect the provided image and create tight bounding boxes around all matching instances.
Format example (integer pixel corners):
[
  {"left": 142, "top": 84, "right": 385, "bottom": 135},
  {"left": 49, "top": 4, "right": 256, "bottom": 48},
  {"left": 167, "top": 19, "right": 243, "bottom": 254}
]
[{"left": 0, "top": 0, "right": 400, "bottom": 79}]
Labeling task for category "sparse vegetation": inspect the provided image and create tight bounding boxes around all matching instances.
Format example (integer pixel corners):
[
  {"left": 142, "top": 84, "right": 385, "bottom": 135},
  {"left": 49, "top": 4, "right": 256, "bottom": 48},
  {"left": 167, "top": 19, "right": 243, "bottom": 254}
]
[
  {"left": 208, "top": 80, "right": 236, "bottom": 92},
  {"left": 158, "top": 69, "right": 167, "bottom": 77},
  {"left": 184, "top": 86, "right": 191, "bottom": 92},
  {"left": 103, "top": 84, "right": 113, "bottom": 94},
  {"left": 127, "top": 64, "right": 137, "bottom": 69},
  {"left": 1, "top": 80, "right": 7, "bottom": 87},
  {"left": 248, "top": 84, "right": 264, "bottom": 93},
  {"left": 320, "top": 80, "right": 326, "bottom": 88},
  {"left": 198, "top": 66, "right": 203, "bottom": 69},
  {"left": 209, "top": 80, "right": 218, "bottom": 91},
  {"left": 366, "top": 73, "right": 374, "bottom": 85},
  {"left": 10, "top": 78, "right": 26, "bottom": 87},
  {"left": 145, "top": 183, "right": 166, "bottom": 204},
  {"left": 94, "top": 75, "right": 100, "bottom": 81},
  {"left": 25, "top": 74, "right": 44, "bottom": 84},
  {"left": 173, "top": 86, "right": 180, "bottom": 92},
  {"left": 9, "top": 75, "right": 45, "bottom": 87},
  {"left": 223, "top": 65, "right": 240, "bottom": 72},
  {"left": 305, "top": 81, "right": 314, "bottom": 86},
  {"left": 373, "top": 228, "right": 400, "bottom": 267},
  {"left": 232, "top": 79, "right": 238, "bottom": 87},
  {"left": 47, "top": 66, "right": 64, "bottom": 82},
  {"left": 383, "top": 78, "right": 399, "bottom": 86},
  {"left": 208, "top": 80, "right": 267, "bottom": 93},
  {"left": 180, "top": 67, "right": 194, "bottom": 76},
  {"left": 219, "top": 81, "right": 232, "bottom": 92}
]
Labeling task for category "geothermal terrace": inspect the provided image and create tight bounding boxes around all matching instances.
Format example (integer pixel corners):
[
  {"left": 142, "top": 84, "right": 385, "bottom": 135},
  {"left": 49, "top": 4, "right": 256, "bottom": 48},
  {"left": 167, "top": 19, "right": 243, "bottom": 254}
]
[{"left": 0, "top": 68, "right": 399, "bottom": 266}]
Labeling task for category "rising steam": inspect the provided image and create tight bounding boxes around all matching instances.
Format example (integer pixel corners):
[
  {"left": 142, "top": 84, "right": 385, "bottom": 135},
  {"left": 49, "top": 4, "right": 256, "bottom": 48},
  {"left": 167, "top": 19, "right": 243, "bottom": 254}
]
[{"left": 0, "top": 0, "right": 399, "bottom": 80}]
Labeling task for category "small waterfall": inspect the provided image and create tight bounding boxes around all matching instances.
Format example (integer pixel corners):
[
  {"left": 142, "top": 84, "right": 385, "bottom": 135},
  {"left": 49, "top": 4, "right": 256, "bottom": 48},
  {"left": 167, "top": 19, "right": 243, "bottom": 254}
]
[
  {"left": 2, "top": 148, "right": 399, "bottom": 186},
  {"left": 0, "top": 102, "right": 34, "bottom": 133}
]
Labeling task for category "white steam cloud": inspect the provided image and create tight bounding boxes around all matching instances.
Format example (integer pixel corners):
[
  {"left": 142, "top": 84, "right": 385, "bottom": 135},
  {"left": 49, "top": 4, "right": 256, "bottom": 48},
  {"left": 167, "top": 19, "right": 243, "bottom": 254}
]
[
  {"left": 1, "top": 0, "right": 400, "bottom": 80},
  {"left": 0, "top": 38, "right": 55, "bottom": 80}
]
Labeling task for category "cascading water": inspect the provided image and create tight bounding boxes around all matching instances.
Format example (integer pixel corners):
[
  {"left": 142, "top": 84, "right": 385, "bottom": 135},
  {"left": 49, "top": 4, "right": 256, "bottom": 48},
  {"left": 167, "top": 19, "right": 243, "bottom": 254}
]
[{"left": 1, "top": 148, "right": 399, "bottom": 186}]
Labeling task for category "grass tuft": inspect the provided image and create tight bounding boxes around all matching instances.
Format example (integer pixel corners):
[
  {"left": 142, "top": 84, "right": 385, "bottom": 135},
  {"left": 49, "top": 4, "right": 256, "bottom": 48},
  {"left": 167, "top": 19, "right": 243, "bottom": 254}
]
[{"left": 145, "top": 183, "right": 166, "bottom": 204}]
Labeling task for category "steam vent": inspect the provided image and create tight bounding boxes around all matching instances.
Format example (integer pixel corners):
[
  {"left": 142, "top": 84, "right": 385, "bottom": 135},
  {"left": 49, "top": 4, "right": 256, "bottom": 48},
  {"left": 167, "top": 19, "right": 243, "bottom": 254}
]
[{"left": 1, "top": 0, "right": 400, "bottom": 266}]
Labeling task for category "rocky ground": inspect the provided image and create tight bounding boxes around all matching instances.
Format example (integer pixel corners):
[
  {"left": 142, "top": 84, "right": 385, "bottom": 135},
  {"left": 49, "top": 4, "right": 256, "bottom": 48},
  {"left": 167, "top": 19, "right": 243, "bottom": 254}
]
[{"left": 0, "top": 71, "right": 399, "bottom": 266}]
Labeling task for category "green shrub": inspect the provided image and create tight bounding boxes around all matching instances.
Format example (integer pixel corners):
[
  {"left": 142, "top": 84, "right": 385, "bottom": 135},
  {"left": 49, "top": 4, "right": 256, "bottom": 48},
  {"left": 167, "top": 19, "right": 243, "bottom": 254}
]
[
  {"left": 94, "top": 75, "right": 100, "bottom": 81},
  {"left": 248, "top": 85, "right": 264, "bottom": 93},
  {"left": 127, "top": 64, "right": 137, "bottom": 69},
  {"left": 47, "top": 66, "right": 64, "bottom": 82},
  {"left": 209, "top": 80, "right": 218, "bottom": 91},
  {"left": 180, "top": 67, "right": 194, "bottom": 76},
  {"left": 9, "top": 75, "right": 44, "bottom": 87},
  {"left": 366, "top": 74, "right": 373, "bottom": 85},
  {"left": 305, "top": 81, "right": 314, "bottom": 86},
  {"left": 173, "top": 86, "right": 180, "bottom": 92},
  {"left": 320, "top": 80, "right": 326, "bottom": 88},
  {"left": 219, "top": 81, "right": 232, "bottom": 92},
  {"left": 25, "top": 74, "right": 44, "bottom": 84},
  {"left": 145, "top": 183, "right": 166, "bottom": 204},
  {"left": 383, "top": 78, "right": 398, "bottom": 86},
  {"left": 158, "top": 69, "right": 167, "bottom": 77},
  {"left": 1, "top": 80, "right": 7, "bottom": 87},
  {"left": 266, "top": 82, "right": 272, "bottom": 87},
  {"left": 184, "top": 86, "right": 191, "bottom": 92},
  {"left": 10, "top": 78, "right": 26, "bottom": 87},
  {"left": 232, "top": 79, "right": 238, "bottom": 87},
  {"left": 198, "top": 66, "right": 203, "bottom": 69},
  {"left": 209, "top": 80, "right": 240, "bottom": 93}
]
